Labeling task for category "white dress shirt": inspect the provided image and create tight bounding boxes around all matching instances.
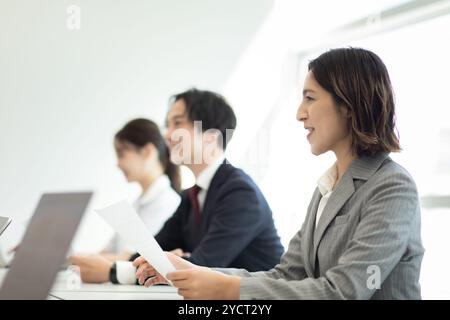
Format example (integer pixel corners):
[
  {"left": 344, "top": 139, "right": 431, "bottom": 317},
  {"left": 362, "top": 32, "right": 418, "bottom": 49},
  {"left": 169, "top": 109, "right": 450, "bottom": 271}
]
[
  {"left": 316, "top": 163, "right": 338, "bottom": 228},
  {"left": 195, "top": 154, "right": 226, "bottom": 210}
]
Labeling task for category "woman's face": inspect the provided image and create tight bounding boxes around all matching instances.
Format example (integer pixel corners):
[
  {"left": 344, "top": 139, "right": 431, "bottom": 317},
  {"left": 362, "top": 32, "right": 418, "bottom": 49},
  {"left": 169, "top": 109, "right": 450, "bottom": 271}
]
[
  {"left": 115, "top": 140, "right": 147, "bottom": 182},
  {"left": 297, "top": 71, "right": 351, "bottom": 157}
]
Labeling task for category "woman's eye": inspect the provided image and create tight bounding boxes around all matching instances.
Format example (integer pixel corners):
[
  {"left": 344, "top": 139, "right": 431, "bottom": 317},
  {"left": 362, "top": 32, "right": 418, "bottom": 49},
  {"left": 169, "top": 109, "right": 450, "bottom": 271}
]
[{"left": 305, "top": 96, "right": 314, "bottom": 101}]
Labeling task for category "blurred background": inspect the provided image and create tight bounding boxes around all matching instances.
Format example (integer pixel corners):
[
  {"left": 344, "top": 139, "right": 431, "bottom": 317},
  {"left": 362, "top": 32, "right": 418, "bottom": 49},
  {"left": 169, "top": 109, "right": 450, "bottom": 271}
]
[{"left": 1, "top": 0, "right": 449, "bottom": 299}]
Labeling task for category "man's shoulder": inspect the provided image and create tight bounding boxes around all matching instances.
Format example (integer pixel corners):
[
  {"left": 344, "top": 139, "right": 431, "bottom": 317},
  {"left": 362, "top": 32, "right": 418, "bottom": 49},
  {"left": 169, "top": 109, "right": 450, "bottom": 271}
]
[{"left": 215, "top": 162, "right": 257, "bottom": 188}]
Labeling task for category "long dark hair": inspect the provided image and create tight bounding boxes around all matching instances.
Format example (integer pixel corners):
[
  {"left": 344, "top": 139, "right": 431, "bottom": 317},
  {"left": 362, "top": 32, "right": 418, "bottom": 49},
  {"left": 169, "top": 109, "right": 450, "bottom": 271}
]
[
  {"left": 115, "top": 118, "right": 181, "bottom": 193},
  {"left": 308, "top": 47, "right": 401, "bottom": 157}
]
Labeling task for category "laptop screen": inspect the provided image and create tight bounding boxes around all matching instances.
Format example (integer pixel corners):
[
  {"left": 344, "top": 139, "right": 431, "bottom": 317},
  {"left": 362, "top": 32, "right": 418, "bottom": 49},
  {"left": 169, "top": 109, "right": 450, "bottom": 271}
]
[
  {"left": 0, "top": 216, "right": 11, "bottom": 237},
  {"left": 0, "top": 192, "right": 92, "bottom": 300}
]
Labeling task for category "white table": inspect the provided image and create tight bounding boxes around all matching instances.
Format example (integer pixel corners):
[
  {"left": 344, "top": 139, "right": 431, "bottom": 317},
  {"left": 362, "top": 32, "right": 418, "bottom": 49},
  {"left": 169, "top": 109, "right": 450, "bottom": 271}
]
[{"left": 1, "top": 268, "right": 182, "bottom": 300}]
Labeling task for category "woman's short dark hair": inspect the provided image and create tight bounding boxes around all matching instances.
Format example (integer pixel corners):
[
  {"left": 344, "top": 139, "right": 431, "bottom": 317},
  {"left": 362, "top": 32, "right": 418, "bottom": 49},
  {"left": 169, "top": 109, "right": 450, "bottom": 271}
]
[
  {"left": 115, "top": 118, "right": 181, "bottom": 193},
  {"left": 308, "top": 47, "right": 401, "bottom": 157},
  {"left": 170, "top": 88, "right": 237, "bottom": 150}
]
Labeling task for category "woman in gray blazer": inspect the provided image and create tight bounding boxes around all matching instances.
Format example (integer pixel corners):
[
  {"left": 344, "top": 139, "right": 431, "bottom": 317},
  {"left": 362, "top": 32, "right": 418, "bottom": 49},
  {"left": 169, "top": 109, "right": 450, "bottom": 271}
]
[{"left": 133, "top": 47, "right": 425, "bottom": 300}]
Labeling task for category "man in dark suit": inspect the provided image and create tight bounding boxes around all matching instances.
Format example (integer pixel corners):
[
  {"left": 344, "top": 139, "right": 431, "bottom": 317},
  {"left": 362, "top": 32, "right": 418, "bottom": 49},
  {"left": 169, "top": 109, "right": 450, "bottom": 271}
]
[
  {"left": 71, "top": 88, "right": 283, "bottom": 284},
  {"left": 152, "top": 88, "right": 283, "bottom": 271}
]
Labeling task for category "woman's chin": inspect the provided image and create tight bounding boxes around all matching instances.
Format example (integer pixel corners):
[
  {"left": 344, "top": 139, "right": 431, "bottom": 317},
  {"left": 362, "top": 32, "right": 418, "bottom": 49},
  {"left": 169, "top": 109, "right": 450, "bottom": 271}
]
[
  {"left": 123, "top": 174, "right": 134, "bottom": 182},
  {"left": 310, "top": 146, "right": 320, "bottom": 156},
  {"left": 310, "top": 146, "right": 325, "bottom": 156}
]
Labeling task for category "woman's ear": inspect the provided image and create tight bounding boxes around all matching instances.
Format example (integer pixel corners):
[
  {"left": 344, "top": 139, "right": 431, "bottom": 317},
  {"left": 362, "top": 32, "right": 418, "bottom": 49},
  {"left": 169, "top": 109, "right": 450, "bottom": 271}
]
[
  {"left": 339, "top": 104, "right": 351, "bottom": 119},
  {"left": 141, "top": 143, "right": 157, "bottom": 160}
]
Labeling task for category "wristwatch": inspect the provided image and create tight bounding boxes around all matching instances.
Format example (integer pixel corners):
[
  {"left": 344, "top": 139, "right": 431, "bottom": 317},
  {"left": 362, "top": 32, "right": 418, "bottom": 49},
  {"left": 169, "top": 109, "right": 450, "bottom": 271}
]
[{"left": 109, "top": 262, "right": 119, "bottom": 284}]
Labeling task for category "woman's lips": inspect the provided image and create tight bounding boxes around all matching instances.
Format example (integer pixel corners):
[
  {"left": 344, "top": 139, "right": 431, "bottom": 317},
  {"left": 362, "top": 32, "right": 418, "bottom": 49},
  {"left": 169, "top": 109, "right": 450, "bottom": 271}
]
[{"left": 306, "top": 128, "right": 314, "bottom": 142}]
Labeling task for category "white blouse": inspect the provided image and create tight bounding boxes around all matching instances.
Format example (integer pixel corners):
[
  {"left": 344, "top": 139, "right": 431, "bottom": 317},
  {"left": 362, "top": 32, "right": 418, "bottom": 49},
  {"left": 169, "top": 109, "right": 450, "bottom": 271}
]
[
  {"left": 316, "top": 163, "right": 338, "bottom": 228},
  {"left": 113, "top": 175, "right": 181, "bottom": 253}
]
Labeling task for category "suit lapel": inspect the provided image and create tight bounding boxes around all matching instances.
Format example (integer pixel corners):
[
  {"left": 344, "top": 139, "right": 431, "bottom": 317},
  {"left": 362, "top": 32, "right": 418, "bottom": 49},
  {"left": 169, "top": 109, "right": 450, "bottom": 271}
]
[
  {"left": 303, "top": 189, "right": 321, "bottom": 277},
  {"left": 201, "top": 161, "right": 230, "bottom": 222},
  {"left": 310, "top": 152, "right": 390, "bottom": 271},
  {"left": 312, "top": 169, "right": 355, "bottom": 270}
]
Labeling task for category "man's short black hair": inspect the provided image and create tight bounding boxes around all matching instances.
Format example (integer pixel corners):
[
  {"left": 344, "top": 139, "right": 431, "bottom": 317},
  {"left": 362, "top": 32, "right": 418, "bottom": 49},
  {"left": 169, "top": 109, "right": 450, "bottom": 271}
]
[{"left": 170, "top": 88, "right": 237, "bottom": 150}]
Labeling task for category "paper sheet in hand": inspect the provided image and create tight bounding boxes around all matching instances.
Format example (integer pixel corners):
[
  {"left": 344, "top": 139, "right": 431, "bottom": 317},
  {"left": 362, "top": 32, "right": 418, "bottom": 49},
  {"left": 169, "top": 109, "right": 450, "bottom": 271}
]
[{"left": 96, "top": 200, "right": 175, "bottom": 282}]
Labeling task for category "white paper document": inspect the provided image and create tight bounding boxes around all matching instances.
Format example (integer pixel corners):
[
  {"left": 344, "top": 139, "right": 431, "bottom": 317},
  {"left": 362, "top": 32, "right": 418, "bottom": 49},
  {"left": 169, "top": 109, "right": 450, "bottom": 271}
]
[{"left": 96, "top": 200, "right": 175, "bottom": 283}]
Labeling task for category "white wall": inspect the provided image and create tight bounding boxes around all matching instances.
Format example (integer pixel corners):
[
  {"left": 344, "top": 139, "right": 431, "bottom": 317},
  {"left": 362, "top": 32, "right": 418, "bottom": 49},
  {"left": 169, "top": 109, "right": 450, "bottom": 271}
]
[{"left": 0, "top": 0, "right": 272, "bottom": 253}]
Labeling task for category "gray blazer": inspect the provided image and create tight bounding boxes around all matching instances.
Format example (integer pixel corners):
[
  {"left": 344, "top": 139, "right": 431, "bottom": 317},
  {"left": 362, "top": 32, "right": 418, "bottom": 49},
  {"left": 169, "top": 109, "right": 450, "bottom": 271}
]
[{"left": 220, "top": 153, "right": 424, "bottom": 299}]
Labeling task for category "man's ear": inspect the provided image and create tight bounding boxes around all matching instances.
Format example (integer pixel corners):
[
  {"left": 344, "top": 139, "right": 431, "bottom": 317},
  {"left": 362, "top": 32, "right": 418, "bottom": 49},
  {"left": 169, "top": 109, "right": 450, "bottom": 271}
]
[{"left": 203, "top": 129, "right": 222, "bottom": 147}]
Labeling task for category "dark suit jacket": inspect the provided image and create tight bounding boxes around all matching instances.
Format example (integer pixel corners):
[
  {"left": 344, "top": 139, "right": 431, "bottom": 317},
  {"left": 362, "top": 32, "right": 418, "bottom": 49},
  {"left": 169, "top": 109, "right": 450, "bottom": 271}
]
[{"left": 155, "top": 161, "right": 284, "bottom": 271}]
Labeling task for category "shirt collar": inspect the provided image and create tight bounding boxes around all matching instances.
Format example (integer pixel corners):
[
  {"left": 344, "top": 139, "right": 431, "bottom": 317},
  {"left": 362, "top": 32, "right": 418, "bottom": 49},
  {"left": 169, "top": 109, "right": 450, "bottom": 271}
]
[
  {"left": 196, "top": 154, "right": 225, "bottom": 191},
  {"left": 137, "top": 175, "right": 171, "bottom": 206},
  {"left": 317, "top": 162, "right": 338, "bottom": 196}
]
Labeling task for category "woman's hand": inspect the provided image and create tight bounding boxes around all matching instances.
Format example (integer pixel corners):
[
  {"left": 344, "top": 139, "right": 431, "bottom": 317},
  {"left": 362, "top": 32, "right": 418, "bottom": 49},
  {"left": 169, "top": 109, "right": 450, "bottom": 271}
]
[
  {"left": 132, "top": 252, "right": 196, "bottom": 286},
  {"left": 167, "top": 268, "right": 240, "bottom": 300},
  {"left": 68, "top": 254, "right": 113, "bottom": 283}
]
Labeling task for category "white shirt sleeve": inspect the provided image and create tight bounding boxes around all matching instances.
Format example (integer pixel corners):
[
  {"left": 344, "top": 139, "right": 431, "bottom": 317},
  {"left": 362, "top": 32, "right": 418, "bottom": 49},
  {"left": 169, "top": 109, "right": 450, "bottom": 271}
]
[{"left": 116, "top": 261, "right": 137, "bottom": 285}]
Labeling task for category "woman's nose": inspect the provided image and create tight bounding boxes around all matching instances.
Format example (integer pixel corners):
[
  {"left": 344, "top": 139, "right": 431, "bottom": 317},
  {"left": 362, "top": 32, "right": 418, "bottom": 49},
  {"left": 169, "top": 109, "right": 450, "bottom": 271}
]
[{"left": 296, "top": 103, "right": 307, "bottom": 122}]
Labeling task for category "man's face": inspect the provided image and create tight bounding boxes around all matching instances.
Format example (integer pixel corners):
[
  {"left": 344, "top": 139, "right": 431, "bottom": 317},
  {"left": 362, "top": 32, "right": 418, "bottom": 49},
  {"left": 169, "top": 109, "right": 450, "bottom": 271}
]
[
  {"left": 165, "top": 99, "right": 224, "bottom": 166},
  {"left": 165, "top": 99, "right": 199, "bottom": 165}
]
